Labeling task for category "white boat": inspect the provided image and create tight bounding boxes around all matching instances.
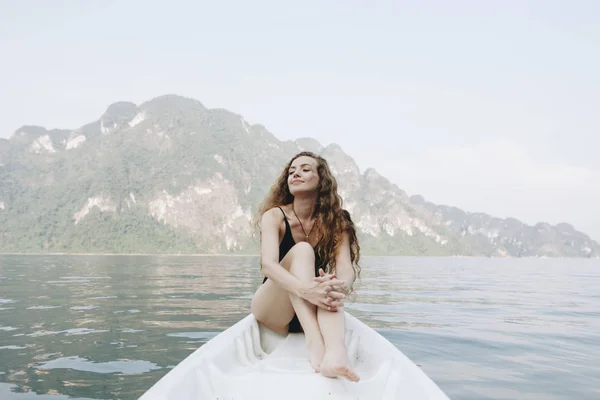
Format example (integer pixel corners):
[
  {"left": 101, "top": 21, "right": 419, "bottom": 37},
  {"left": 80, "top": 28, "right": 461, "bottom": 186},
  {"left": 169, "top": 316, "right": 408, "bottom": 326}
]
[{"left": 139, "top": 312, "right": 451, "bottom": 399}]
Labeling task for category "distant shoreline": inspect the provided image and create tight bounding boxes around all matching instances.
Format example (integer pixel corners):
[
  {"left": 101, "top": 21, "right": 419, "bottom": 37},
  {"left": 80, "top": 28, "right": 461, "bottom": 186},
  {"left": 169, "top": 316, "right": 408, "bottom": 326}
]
[
  {"left": 0, "top": 252, "right": 597, "bottom": 259},
  {"left": 0, "top": 252, "right": 473, "bottom": 257},
  {"left": 0, "top": 252, "right": 257, "bottom": 257}
]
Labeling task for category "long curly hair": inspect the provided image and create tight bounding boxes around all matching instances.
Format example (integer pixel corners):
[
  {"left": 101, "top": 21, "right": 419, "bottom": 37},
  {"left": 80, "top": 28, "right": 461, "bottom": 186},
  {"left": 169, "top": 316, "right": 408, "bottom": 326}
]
[{"left": 254, "top": 151, "right": 361, "bottom": 281}]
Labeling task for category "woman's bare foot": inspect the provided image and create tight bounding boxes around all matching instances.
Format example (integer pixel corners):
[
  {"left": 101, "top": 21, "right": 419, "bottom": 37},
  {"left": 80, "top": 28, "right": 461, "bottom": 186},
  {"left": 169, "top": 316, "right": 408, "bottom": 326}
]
[
  {"left": 319, "top": 347, "right": 359, "bottom": 382},
  {"left": 306, "top": 336, "right": 325, "bottom": 372}
]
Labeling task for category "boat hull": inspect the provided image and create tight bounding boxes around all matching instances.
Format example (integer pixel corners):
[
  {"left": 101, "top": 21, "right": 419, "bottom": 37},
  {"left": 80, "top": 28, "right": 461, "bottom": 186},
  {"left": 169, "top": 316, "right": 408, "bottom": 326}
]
[{"left": 139, "top": 312, "right": 450, "bottom": 399}]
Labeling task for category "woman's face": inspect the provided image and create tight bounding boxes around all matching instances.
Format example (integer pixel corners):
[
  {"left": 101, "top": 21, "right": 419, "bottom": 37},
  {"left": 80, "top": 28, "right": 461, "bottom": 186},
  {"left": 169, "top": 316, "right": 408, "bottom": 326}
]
[{"left": 287, "top": 156, "right": 320, "bottom": 195}]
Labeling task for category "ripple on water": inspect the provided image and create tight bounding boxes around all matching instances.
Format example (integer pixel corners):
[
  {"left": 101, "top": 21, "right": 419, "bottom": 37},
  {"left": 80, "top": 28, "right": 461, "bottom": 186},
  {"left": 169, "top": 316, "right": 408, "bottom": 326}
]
[
  {"left": 119, "top": 328, "right": 145, "bottom": 333},
  {"left": 27, "top": 306, "right": 63, "bottom": 310},
  {"left": 166, "top": 332, "right": 218, "bottom": 340},
  {"left": 0, "top": 326, "right": 19, "bottom": 331},
  {"left": 60, "top": 276, "right": 110, "bottom": 280},
  {"left": 32, "top": 352, "right": 62, "bottom": 361},
  {"left": 47, "top": 280, "right": 90, "bottom": 285},
  {"left": 0, "top": 382, "right": 96, "bottom": 399},
  {"left": 37, "top": 356, "right": 161, "bottom": 374},
  {"left": 26, "top": 328, "right": 110, "bottom": 337}
]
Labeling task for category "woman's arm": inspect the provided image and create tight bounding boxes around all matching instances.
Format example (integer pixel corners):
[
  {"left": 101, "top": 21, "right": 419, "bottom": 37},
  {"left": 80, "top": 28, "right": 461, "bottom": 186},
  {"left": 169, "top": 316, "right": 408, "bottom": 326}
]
[
  {"left": 332, "top": 230, "right": 356, "bottom": 294},
  {"left": 259, "top": 208, "right": 306, "bottom": 297}
]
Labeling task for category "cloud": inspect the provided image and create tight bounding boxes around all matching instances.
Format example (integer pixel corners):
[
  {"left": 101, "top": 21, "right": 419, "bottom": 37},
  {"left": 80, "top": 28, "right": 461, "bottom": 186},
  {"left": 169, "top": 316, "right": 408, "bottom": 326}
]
[{"left": 381, "top": 140, "right": 600, "bottom": 240}]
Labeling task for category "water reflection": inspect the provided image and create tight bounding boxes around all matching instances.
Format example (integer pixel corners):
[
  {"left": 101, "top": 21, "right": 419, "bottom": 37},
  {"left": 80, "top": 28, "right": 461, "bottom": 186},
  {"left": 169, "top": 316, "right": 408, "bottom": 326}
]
[
  {"left": 37, "top": 356, "right": 161, "bottom": 374},
  {"left": 0, "top": 254, "right": 599, "bottom": 400},
  {"left": 0, "top": 255, "right": 262, "bottom": 399},
  {"left": 0, "top": 382, "right": 95, "bottom": 400}
]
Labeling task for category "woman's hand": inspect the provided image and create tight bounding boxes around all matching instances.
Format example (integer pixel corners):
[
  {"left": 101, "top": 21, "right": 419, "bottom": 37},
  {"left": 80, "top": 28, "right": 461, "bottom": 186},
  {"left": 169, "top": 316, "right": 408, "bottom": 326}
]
[
  {"left": 313, "top": 268, "right": 350, "bottom": 297},
  {"left": 298, "top": 268, "right": 347, "bottom": 311},
  {"left": 313, "top": 268, "right": 334, "bottom": 283}
]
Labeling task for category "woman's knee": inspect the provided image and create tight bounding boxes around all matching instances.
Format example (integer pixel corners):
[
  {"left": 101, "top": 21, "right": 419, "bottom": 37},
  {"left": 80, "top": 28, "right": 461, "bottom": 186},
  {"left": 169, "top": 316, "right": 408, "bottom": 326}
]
[
  {"left": 289, "top": 241, "right": 315, "bottom": 260},
  {"left": 280, "top": 242, "right": 315, "bottom": 272}
]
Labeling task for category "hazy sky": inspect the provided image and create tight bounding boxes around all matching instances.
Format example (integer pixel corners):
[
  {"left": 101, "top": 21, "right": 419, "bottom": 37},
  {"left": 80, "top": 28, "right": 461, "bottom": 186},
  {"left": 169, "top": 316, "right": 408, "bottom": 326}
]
[{"left": 1, "top": 0, "right": 599, "bottom": 240}]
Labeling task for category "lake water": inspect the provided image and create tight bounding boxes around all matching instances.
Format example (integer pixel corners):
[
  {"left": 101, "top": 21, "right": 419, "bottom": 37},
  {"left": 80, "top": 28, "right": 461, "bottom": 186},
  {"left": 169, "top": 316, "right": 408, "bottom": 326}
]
[{"left": 0, "top": 255, "right": 599, "bottom": 399}]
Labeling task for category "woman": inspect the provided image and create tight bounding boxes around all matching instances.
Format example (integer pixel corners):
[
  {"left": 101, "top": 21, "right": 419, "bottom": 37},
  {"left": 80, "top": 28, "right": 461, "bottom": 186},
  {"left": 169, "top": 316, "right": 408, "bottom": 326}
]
[{"left": 251, "top": 151, "right": 361, "bottom": 382}]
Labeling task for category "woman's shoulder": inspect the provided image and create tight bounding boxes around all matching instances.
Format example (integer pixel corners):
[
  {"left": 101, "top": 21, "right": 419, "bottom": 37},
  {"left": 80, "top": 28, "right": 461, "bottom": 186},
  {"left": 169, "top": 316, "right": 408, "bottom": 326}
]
[
  {"left": 262, "top": 206, "right": 287, "bottom": 220},
  {"left": 258, "top": 207, "right": 287, "bottom": 232}
]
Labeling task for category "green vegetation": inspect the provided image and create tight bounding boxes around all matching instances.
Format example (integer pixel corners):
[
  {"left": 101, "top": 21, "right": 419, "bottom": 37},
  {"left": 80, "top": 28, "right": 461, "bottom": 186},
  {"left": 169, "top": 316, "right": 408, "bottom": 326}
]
[{"left": 1, "top": 95, "right": 598, "bottom": 257}]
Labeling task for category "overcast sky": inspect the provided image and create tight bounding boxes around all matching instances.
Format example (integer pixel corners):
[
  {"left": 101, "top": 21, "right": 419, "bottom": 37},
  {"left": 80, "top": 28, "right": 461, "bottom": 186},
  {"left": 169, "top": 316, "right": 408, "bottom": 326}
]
[{"left": 1, "top": 0, "right": 599, "bottom": 240}]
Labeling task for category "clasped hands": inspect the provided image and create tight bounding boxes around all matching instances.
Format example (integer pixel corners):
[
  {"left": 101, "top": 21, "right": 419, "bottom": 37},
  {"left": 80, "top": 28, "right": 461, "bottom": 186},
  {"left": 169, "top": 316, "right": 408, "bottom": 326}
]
[{"left": 300, "top": 268, "right": 349, "bottom": 312}]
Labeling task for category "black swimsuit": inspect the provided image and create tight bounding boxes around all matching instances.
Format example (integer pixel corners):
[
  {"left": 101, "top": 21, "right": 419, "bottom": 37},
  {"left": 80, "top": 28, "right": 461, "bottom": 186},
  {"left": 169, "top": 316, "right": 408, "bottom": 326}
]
[{"left": 262, "top": 206, "right": 324, "bottom": 333}]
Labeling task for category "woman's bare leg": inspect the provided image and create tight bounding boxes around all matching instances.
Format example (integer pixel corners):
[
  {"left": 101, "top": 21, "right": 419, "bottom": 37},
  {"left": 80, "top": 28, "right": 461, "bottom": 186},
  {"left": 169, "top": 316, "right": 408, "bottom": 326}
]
[
  {"left": 317, "top": 306, "right": 360, "bottom": 381},
  {"left": 250, "top": 278, "right": 295, "bottom": 335},
  {"left": 284, "top": 243, "right": 325, "bottom": 371},
  {"left": 251, "top": 242, "right": 325, "bottom": 371}
]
